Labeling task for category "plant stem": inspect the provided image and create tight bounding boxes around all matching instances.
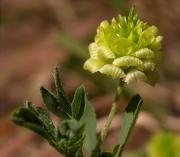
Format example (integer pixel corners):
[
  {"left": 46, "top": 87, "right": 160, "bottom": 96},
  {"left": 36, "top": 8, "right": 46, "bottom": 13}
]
[
  {"left": 92, "top": 79, "right": 124, "bottom": 156},
  {"left": 101, "top": 81, "right": 124, "bottom": 142}
]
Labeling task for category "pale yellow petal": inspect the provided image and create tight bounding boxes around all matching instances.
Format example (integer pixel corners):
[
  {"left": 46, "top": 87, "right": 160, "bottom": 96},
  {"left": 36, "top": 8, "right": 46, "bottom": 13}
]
[
  {"left": 143, "top": 61, "right": 156, "bottom": 71},
  {"left": 98, "top": 46, "right": 115, "bottom": 59},
  {"left": 133, "top": 48, "right": 155, "bottom": 59},
  {"left": 113, "top": 56, "right": 143, "bottom": 67},
  {"left": 99, "top": 64, "right": 125, "bottom": 78},
  {"left": 89, "top": 43, "right": 99, "bottom": 59},
  {"left": 83, "top": 59, "right": 104, "bottom": 73},
  {"left": 124, "top": 70, "right": 147, "bottom": 84}
]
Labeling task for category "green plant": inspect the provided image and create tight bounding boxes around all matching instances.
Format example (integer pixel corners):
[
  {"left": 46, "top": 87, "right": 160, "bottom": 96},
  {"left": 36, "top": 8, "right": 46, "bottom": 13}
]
[
  {"left": 11, "top": 8, "right": 163, "bottom": 157},
  {"left": 147, "top": 132, "right": 180, "bottom": 157},
  {"left": 123, "top": 131, "right": 180, "bottom": 157},
  {"left": 12, "top": 68, "right": 97, "bottom": 157}
]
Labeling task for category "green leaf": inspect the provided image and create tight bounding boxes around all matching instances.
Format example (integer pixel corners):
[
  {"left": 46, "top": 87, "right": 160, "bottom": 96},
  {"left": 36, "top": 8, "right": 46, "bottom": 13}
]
[
  {"left": 58, "top": 119, "right": 84, "bottom": 138},
  {"left": 80, "top": 96, "right": 97, "bottom": 154},
  {"left": 57, "top": 119, "right": 85, "bottom": 156},
  {"left": 40, "top": 86, "right": 70, "bottom": 119},
  {"left": 11, "top": 102, "right": 56, "bottom": 142},
  {"left": 35, "top": 107, "right": 57, "bottom": 139},
  {"left": 75, "top": 149, "right": 84, "bottom": 157},
  {"left": 53, "top": 67, "right": 72, "bottom": 115},
  {"left": 71, "top": 85, "right": 86, "bottom": 120},
  {"left": 100, "top": 152, "right": 113, "bottom": 157},
  {"left": 114, "top": 95, "right": 143, "bottom": 156}
]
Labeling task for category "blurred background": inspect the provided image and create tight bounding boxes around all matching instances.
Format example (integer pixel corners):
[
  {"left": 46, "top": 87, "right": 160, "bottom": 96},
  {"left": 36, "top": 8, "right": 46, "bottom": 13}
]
[{"left": 0, "top": 0, "right": 180, "bottom": 157}]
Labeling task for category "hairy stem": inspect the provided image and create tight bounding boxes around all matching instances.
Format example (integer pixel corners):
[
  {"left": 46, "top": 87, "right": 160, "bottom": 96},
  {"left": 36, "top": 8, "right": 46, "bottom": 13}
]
[{"left": 92, "top": 79, "right": 124, "bottom": 156}]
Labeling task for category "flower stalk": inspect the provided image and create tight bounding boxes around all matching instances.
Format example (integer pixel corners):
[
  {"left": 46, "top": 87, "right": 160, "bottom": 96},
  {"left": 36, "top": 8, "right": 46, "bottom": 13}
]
[
  {"left": 100, "top": 79, "right": 124, "bottom": 143},
  {"left": 92, "top": 79, "right": 124, "bottom": 156}
]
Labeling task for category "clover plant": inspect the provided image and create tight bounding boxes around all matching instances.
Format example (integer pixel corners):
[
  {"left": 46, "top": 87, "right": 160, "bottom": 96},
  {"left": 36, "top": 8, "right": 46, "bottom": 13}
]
[{"left": 11, "top": 8, "right": 163, "bottom": 157}]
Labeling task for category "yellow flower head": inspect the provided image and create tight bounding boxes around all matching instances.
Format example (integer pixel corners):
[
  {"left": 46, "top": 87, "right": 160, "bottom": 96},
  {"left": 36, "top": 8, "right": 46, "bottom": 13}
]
[{"left": 84, "top": 8, "right": 163, "bottom": 85}]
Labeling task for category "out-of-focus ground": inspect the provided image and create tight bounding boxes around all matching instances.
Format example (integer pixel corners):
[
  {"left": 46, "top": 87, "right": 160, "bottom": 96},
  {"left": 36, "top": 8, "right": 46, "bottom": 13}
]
[{"left": 0, "top": 0, "right": 180, "bottom": 157}]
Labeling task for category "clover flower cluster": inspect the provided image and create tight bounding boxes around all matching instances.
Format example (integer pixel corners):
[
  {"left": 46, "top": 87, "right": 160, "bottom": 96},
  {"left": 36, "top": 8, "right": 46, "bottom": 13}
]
[{"left": 84, "top": 9, "right": 163, "bottom": 85}]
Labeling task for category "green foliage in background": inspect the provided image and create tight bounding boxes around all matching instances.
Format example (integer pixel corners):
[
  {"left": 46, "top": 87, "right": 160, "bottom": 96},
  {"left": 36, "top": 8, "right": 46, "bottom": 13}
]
[
  {"left": 124, "top": 132, "right": 180, "bottom": 157},
  {"left": 147, "top": 132, "right": 180, "bottom": 157}
]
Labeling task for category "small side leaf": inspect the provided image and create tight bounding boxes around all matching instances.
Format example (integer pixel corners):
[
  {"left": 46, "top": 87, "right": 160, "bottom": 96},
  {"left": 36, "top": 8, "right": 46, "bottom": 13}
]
[
  {"left": 71, "top": 86, "right": 86, "bottom": 120},
  {"left": 40, "top": 86, "right": 70, "bottom": 119},
  {"left": 53, "top": 67, "right": 72, "bottom": 115},
  {"left": 80, "top": 95, "right": 97, "bottom": 154},
  {"left": 11, "top": 102, "right": 56, "bottom": 142},
  {"left": 115, "top": 95, "right": 143, "bottom": 156}
]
